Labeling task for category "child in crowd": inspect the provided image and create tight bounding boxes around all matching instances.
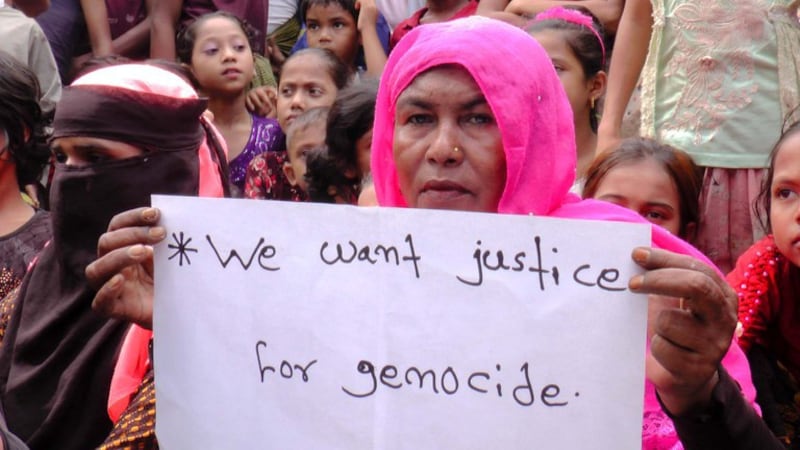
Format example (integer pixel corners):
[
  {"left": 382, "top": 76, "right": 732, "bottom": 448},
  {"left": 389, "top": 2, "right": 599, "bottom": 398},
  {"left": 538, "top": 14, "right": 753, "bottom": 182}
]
[
  {"left": 390, "top": 0, "right": 478, "bottom": 49},
  {"left": 0, "top": 51, "right": 51, "bottom": 302},
  {"left": 597, "top": 0, "right": 800, "bottom": 273},
  {"left": 582, "top": 137, "right": 702, "bottom": 241},
  {"left": 730, "top": 121, "right": 800, "bottom": 445},
  {"left": 176, "top": 11, "right": 284, "bottom": 196},
  {"left": 304, "top": 77, "right": 377, "bottom": 204},
  {"left": 244, "top": 47, "right": 349, "bottom": 200},
  {"left": 527, "top": 6, "right": 607, "bottom": 187},
  {"left": 294, "top": 0, "right": 389, "bottom": 76},
  {"left": 305, "top": 147, "right": 355, "bottom": 203},
  {"left": 282, "top": 106, "right": 328, "bottom": 194}
]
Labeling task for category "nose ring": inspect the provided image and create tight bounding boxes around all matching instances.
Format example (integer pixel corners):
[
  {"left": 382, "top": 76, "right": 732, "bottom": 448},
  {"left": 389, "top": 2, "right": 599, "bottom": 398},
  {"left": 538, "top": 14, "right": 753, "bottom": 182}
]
[{"left": 453, "top": 147, "right": 460, "bottom": 153}]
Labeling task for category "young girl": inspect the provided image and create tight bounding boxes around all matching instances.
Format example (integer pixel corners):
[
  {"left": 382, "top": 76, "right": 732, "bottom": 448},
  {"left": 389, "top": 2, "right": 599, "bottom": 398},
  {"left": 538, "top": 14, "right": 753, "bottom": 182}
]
[
  {"left": 304, "top": 77, "right": 377, "bottom": 204},
  {"left": 597, "top": 0, "right": 800, "bottom": 273},
  {"left": 296, "top": 0, "right": 389, "bottom": 77},
  {"left": 177, "top": 11, "right": 284, "bottom": 196},
  {"left": 730, "top": 121, "right": 800, "bottom": 445},
  {"left": 582, "top": 137, "right": 702, "bottom": 241},
  {"left": 527, "top": 6, "right": 607, "bottom": 186},
  {"left": 244, "top": 47, "right": 350, "bottom": 200}
]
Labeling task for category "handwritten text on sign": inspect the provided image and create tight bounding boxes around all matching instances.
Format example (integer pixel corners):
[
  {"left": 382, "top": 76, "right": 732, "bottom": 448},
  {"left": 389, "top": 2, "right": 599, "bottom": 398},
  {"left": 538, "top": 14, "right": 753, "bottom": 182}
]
[{"left": 152, "top": 196, "right": 650, "bottom": 449}]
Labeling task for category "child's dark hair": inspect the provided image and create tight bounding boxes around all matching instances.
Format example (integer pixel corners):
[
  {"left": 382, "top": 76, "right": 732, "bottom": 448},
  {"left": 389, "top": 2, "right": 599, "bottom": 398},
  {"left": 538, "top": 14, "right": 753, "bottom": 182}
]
[
  {"left": 526, "top": 6, "right": 608, "bottom": 131},
  {"left": 325, "top": 78, "right": 378, "bottom": 177},
  {"left": 755, "top": 121, "right": 800, "bottom": 233},
  {"left": 299, "top": 0, "right": 357, "bottom": 25},
  {"left": 305, "top": 147, "right": 358, "bottom": 204},
  {"left": 0, "top": 51, "right": 49, "bottom": 191},
  {"left": 176, "top": 11, "right": 255, "bottom": 65},
  {"left": 284, "top": 48, "right": 352, "bottom": 90},
  {"left": 582, "top": 137, "right": 702, "bottom": 238}
]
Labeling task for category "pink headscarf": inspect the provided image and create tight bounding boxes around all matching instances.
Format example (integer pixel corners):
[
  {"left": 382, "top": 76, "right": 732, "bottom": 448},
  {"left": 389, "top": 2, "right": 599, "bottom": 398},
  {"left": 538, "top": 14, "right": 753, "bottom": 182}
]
[
  {"left": 74, "top": 64, "right": 229, "bottom": 423},
  {"left": 371, "top": 16, "right": 756, "bottom": 448}
]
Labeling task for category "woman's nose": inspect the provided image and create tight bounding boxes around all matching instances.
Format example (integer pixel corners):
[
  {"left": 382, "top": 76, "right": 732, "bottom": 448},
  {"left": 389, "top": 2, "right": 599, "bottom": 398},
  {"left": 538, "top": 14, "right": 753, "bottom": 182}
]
[{"left": 425, "top": 122, "right": 463, "bottom": 166}]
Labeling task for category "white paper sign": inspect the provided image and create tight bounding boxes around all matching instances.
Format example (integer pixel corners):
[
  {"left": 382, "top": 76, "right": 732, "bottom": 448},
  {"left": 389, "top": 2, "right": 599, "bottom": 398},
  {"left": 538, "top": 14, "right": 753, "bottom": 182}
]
[{"left": 152, "top": 195, "right": 650, "bottom": 450}]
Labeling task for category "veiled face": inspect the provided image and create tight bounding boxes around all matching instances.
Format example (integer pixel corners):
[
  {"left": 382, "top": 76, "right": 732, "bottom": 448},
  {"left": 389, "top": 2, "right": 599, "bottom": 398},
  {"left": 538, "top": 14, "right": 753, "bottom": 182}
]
[
  {"left": 51, "top": 137, "right": 145, "bottom": 167},
  {"left": 392, "top": 66, "right": 506, "bottom": 213}
]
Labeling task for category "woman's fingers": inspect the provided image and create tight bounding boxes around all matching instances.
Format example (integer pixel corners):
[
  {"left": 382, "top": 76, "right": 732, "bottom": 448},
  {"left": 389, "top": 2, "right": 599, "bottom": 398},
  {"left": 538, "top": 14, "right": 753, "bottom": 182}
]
[
  {"left": 632, "top": 247, "right": 736, "bottom": 415},
  {"left": 97, "top": 226, "right": 165, "bottom": 257},
  {"left": 107, "top": 207, "right": 160, "bottom": 232},
  {"left": 629, "top": 247, "right": 737, "bottom": 327},
  {"left": 88, "top": 245, "right": 155, "bottom": 329},
  {"left": 86, "top": 244, "right": 153, "bottom": 290}
]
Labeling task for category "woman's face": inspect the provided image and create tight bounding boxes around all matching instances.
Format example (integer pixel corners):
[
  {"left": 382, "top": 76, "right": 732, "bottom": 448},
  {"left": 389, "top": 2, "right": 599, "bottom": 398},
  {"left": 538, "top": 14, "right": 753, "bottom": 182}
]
[
  {"left": 277, "top": 54, "right": 339, "bottom": 130},
  {"left": 592, "top": 158, "right": 683, "bottom": 236},
  {"left": 393, "top": 66, "right": 506, "bottom": 213}
]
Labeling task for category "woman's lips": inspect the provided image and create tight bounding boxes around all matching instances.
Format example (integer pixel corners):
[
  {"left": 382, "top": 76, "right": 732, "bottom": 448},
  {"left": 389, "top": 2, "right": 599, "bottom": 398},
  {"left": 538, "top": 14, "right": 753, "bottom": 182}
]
[
  {"left": 422, "top": 180, "right": 469, "bottom": 193},
  {"left": 419, "top": 180, "right": 471, "bottom": 204}
]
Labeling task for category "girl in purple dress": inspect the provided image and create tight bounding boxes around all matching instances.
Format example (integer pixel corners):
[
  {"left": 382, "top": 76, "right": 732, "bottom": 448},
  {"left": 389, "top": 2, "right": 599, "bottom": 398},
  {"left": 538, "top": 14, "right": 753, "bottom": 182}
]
[{"left": 177, "top": 11, "right": 283, "bottom": 196}]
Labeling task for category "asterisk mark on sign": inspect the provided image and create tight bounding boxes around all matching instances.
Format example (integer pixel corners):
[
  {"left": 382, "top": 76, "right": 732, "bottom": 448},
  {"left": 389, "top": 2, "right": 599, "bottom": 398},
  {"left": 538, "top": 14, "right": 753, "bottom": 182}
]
[{"left": 167, "top": 231, "right": 198, "bottom": 266}]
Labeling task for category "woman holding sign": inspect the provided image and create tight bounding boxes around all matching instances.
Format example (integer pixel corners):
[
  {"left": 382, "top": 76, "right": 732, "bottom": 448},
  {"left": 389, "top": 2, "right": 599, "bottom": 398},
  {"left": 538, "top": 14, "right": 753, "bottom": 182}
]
[
  {"left": 0, "top": 62, "right": 227, "bottom": 450},
  {"left": 87, "top": 17, "right": 780, "bottom": 449}
]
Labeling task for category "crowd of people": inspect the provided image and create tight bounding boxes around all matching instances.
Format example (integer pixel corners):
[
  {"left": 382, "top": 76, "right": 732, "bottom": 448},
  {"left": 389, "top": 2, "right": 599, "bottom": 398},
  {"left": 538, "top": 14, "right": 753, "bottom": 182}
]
[{"left": 0, "top": 0, "right": 799, "bottom": 448}]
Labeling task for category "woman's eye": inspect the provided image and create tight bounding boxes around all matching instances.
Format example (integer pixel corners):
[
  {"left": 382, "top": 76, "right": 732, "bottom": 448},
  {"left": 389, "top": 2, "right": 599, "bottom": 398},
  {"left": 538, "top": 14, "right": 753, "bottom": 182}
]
[
  {"left": 280, "top": 87, "right": 293, "bottom": 97},
  {"left": 408, "top": 114, "right": 432, "bottom": 125},
  {"left": 52, "top": 149, "right": 67, "bottom": 163},
  {"left": 309, "top": 87, "right": 323, "bottom": 96},
  {"left": 466, "top": 114, "right": 493, "bottom": 125},
  {"left": 85, "top": 151, "right": 110, "bottom": 164}
]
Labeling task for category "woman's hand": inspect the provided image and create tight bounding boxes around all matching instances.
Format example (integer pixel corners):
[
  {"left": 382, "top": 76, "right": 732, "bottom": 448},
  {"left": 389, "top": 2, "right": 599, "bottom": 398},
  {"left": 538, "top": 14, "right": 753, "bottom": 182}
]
[
  {"left": 628, "top": 247, "right": 737, "bottom": 416},
  {"left": 85, "top": 207, "right": 166, "bottom": 330}
]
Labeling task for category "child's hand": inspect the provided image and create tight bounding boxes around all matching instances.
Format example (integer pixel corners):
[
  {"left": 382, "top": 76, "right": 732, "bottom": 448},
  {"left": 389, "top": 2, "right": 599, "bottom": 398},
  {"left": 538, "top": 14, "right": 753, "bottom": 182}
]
[
  {"left": 356, "top": 0, "right": 379, "bottom": 31},
  {"left": 246, "top": 86, "right": 278, "bottom": 118}
]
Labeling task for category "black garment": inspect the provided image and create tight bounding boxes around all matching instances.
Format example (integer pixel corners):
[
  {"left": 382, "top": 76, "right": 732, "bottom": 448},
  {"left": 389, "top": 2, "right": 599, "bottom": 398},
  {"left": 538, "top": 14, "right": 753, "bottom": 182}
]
[
  {"left": 670, "top": 367, "right": 785, "bottom": 450},
  {"left": 0, "top": 210, "right": 50, "bottom": 300},
  {"left": 0, "top": 149, "right": 199, "bottom": 450}
]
